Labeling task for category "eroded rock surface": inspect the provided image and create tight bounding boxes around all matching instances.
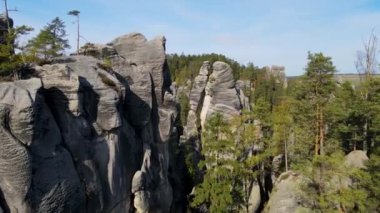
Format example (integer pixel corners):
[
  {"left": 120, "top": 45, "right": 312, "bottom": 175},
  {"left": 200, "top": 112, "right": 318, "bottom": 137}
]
[
  {"left": 0, "top": 33, "right": 182, "bottom": 213},
  {"left": 200, "top": 61, "right": 247, "bottom": 127},
  {"left": 345, "top": 150, "right": 369, "bottom": 169},
  {"left": 180, "top": 60, "right": 248, "bottom": 154},
  {"left": 184, "top": 61, "right": 210, "bottom": 139},
  {"left": 264, "top": 171, "right": 309, "bottom": 213}
]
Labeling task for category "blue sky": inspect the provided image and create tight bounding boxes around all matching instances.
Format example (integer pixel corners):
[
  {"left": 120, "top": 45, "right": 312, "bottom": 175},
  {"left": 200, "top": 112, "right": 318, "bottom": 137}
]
[{"left": 7, "top": 0, "right": 380, "bottom": 75}]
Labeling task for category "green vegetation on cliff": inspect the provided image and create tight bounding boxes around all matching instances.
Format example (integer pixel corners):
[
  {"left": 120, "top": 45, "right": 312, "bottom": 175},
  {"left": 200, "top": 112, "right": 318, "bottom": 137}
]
[
  {"left": 167, "top": 53, "right": 265, "bottom": 85},
  {"left": 184, "top": 50, "right": 380, "bottom": 212}
]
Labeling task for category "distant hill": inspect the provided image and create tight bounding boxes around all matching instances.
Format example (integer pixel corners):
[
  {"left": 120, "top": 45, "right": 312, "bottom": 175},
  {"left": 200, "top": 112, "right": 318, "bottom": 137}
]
[{"left": 288, "top": 73, "right": 380, "bottom": 85}]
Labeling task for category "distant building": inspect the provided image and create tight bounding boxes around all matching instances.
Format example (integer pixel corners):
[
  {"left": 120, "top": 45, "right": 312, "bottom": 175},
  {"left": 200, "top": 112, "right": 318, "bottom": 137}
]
[{"left": 264, "top": 65, "right": 287, "bottom": 88}]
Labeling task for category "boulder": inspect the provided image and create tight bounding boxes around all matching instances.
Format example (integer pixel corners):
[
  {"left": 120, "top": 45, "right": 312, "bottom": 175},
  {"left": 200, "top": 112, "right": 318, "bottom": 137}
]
[
  {"left": 264, "top": 171, "right": 310, "bottom": 213},
  {"left": 345, "top": 150, "right": 369, "bottom": 169}
]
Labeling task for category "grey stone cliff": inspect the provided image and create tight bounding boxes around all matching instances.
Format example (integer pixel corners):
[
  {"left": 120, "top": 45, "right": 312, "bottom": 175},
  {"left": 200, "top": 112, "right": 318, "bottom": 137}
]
[
  {"left": 181, "top": 60, "right": 249, "bottom": 150},
  {"left": 0, "top": 33, "right": 183, "bottom": 213}
]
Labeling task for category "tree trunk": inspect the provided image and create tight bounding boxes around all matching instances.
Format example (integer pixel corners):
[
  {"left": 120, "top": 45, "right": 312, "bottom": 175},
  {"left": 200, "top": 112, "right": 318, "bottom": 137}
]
[
  {"left": 315, "top": 104, "right": 320, "bottom": 155},
  {"left": 77, "top": 16, "right": 80, "bottom": 54},
  {"left": 4, "top": 0, "right": 10, "bottom": 33},
  {"left": 363, "top": 120, "right": 368, "bottom": 152},
  {"left": 320, "top": 108, "right": 324, "bottom": 155},
  {"left": 284, "top": 132, "right": 288, "bottom": 172}
]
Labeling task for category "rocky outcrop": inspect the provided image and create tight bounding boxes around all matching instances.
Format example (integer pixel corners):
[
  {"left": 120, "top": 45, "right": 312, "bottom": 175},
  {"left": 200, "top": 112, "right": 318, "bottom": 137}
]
[
  {"left": 0, "top": 33, "right": 183, "bottom": 213},
  {"left": 265, "top": 151, "right": 369, "bottom": 213},
  {"left": 179, "top": 60, "right": 251, "bottom": 210},
  {"left": 181, "top": 60, "right": 248, "bottom": 149},
  {"left": 181, "top": 60, "right": 248, "bottom": 155},
  {"left": 184, "top": 61, "right": 210, "bottom": 140},
  {"left": 264, "top": 171, "right": 309, "bottom": 213},
  {"left": 345, "top": 150, "right": 368, "bottom": 169},
  {"left": 199, "top": 61, "right": 248, "bottom": 127}
]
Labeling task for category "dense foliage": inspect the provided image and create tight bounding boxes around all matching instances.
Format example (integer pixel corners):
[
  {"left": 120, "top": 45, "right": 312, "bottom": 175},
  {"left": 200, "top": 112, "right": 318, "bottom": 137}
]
[
  {"left": 26, "top": 17, "right": 70, "bottom": 63},
  {"left": 0, "top": 24, "right": 33, "bottom": 79},
  {"left": 0, "top": 15, "right": 71, "bottom": 80},
  {"left": 185, "top": 51, "right": 380, "bottom": 212},
  {"left": 167, "top": 53, "right": 266, "bottom": 86}
]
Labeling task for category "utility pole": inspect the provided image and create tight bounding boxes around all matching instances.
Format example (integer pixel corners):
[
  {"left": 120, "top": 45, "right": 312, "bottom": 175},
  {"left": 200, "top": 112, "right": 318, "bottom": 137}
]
[
  {"left": 3, "top": 0, "right": 17, "bottom": 32},
  {"left": 4, "top": 0, "right": 9, "bottom": 30},
  {"left": 68, "top": 10, "right": 80, "bottom": 55}
]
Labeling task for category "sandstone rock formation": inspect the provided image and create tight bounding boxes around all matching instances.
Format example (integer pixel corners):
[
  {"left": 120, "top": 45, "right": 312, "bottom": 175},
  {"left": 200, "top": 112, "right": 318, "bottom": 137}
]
[
  {"left": 0, "top": 33, "right": 183, "bottom": 213},
  {"left": 179, "top": 60, "right": 253, "bottom": 211},
  {"left": 345, "top": 150, "right": 369, "bottom": 169},
  {"left": 183, "top": 61, "right": 210, "bottom": 140},
  {"left": 265, "top": 151, "right": 369, "bottom": 213},
  {"left": 181, "top": 61, "right": 249, "bottom": 156},
  {"left": 199, "top": 61, "right": 248, "bottom": 127},
  {"left": 264, "top": 171, "right": 309, "bottom": 213},
  {"left": 248, "top": 183, "right": 261, "bottom": 213}
]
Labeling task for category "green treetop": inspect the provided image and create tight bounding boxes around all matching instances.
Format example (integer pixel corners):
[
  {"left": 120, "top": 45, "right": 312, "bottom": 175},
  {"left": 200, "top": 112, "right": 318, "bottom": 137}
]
[
  {"left": 191, "top": 113, "right": 240, "bottom": 212},
  {"left": 0, "top": 24, "right": 33, "bottom": 79},
  {"left": 303, "top": 52, "right": 337, "bottom": 156},
  {"left": 26, "top": 17, "right": 69, "bottom": 62}
]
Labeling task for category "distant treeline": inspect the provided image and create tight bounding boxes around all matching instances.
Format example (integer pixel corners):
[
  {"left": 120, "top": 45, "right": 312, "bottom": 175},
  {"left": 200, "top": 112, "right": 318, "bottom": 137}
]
[{"left": 166, "top": 53, "right": 266, "bottom": 85}]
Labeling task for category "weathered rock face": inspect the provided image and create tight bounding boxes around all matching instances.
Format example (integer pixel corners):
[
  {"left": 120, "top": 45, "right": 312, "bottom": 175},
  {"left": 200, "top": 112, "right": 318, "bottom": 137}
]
[
  {"left": 184, "top": 61, "right": 210, "bottom": 139},
  {"left": 0, "top": 33, "right": 182, "bottom": 213},
  {"left": 248, "top": 183, "right": 261, "bottom": 213},
  {"left": 179, "top": 60, "right": 251, "bottom": 210},
  {"left": 181, "top": 61, "right": 248, "bottom": 154},
  {"left": 264, "top": 171, "right": 309, "bottom": 213},
  {"left": 110, "top": 33, "right": 171, "bottom": 128},
  {"left": 199, "top": 61, "right": 248, "bottom": 127},
  {"left": 345, "top": 150, "right": 368, "bottom": 169}
]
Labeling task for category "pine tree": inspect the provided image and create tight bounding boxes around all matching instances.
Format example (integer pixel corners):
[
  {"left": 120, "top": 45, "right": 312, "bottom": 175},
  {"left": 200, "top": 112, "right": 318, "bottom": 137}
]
[
  {"left": 191, "top": 113, "right": 240, "bottom": 212},
  {"left": 303, "top": 52, "right": 337, "bottom": 155},
  {"left": 272, "top": 98, "right": 294, "bottom": 171},
  {"left": 232, "top": 110, "right": 262, "bottom": 213},
  {"left": 0, "top": 25, "right": 33, "bottom": 79},
  {"left": 26, "top": 17, "right": 69, "bottom": 62}
]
